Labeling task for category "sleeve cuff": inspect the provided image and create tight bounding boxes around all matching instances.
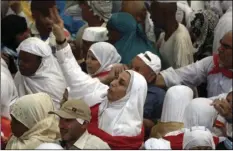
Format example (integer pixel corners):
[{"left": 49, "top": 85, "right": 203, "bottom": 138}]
[{"left": 56, "top": 44, "right": 74, "bottom": 64}]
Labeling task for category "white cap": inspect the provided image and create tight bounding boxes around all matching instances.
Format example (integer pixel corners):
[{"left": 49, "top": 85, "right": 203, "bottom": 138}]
[
  {"left": 145, "top": 138, "right": 171, "bottom": 149},
  {"left": 137, "top": 51, "right": 161, "bottom": 74},
  {"left": 36, "top": 143, "right": 63, "bottom": 149},
  {"left": 82, "top": 27, "right": 108, "bottom": 42}
]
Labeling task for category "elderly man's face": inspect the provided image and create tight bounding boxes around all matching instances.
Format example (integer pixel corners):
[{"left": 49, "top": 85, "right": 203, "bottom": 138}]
[
  {"left": 107, "top": 71, "right": 130, "bottom": 102},
  {"left": 218, "top": 31, "right": 232, "bottom": 69},
  {"left": 131, "top": 56, "right": 155, "bottom": 83},
  {"left": 59, "top": 118, "right": 87, "bottom": 144}
]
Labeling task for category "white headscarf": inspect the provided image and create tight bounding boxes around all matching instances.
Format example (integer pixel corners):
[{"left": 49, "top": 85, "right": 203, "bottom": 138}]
[
  {"left": 36, "top": 143, "right": 63, "bottom": 149},
  {"left": 98, "top": 70, "right": 148, "bottom": 136},
  {"left": 1, "top": 59, "right": 18, "bottom": 119},
  {"left": 144, "top": 138, "right": 171, "bottom": 149},
  {"left": 6, "top": 93, "right": 60, "bottom": 149},
  {"left": 160, "top": 85, "right": 194, "bottom": 123},
  {"left": 183, "top": 98, "right": 218, "bottom": 131},
  {"left": 14, "top": 37, "right": 67, "bottom": 109},
  {"left": 89, "top": 42, "right": 121, "bottom": 76},
  {"left": 183, "top": 126, "right": 215, "bottom": 149}
]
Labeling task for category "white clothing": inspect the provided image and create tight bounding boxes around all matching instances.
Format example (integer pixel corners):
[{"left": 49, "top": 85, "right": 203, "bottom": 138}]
[
  {"left": 36, "top": 143, "right": 63, "bottom": 149},
  {"left": 14, "top": 37, "right": 67, "bottom": 109},
  {"left": 158, "top": 23, "right": 194, "bottom": 69},
  {"left": 137, "top": 51, "right": 161, "bottom": 74},
  {"left": 161, "top": 85, "right": 193, "bottom": 123},
  {"left": 176, "top": 2, "right": 193, "bottom": 24},
  {"left": 190, "top": 1, "right": 205, "bottom": 11},
  {"left": 73, "top": 131, "right": 110, "bottom": 149},
  {"left": 6, "top": 93, "right": 60, "bottom": 149},
  {"left": 144, "top": 138, "right": 171, "bottom": 149},
  {"left": 145, "top": 11, "right": 156, "bottom": 43},
  {"left": 1, "top": 59, "right": 18, "bottom": 119},
  {"left": 161, "top": 56, "right": 232, "bottom": 97},
  {"left": 56, "top": 44, "right": 148, "bottom": 137},
  {"left": 213, "top": 7, "right": 232, "bottom": 54},
  {"left": 82, "top": 27, "right": 109, "bottom": 42},
  {"left": 183, "top": 126, "right": 215, "bottom": 149},
  {"left": 89, "top": 42, "right": 121, "bottom": 76},
  {"left": 183, "top": 98, "right": 218, "bottom": 131}
]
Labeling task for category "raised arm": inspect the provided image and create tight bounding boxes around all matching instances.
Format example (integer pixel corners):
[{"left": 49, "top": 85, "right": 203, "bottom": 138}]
[{"left": 52, "top": 24, "right": 108, "bottom": 107}]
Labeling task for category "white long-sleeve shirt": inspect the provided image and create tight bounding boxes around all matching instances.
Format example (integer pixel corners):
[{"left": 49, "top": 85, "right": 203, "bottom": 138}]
[{"left": 161, "top": 56, "right": 232, "bottom": 97}]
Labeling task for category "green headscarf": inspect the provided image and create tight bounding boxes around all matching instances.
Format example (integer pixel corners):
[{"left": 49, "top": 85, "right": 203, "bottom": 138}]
[{"left": 107, "top": 12, "right": 159, "bottom": 64}]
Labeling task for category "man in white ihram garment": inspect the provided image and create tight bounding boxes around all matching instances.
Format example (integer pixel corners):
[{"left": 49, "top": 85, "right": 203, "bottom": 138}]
[
  {"left": 150, "top": 0, "right": 194, "bottom": 70},
  {"left": 51, "top": 23, "right": 148, "bottom": 149},
  {"left": 155, "top": 30, "right": 232, "bottom": 98}
]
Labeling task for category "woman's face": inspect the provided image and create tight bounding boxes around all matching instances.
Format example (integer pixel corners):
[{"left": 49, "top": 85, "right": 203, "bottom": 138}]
[
  {"left": 18, "top": 51, "right": 42, "bottom": 76},
  {"left": 86, "top": 50, "right": 101, "bottom": 75},
  {"left": 107, "top": 28, "right": 122, "bottom": 44},
  {"left": 107, "top": 71, "right": 130, "bottom": 102},
  {"left": 10, "top": 115, "right": 29, "bottom": 138}
]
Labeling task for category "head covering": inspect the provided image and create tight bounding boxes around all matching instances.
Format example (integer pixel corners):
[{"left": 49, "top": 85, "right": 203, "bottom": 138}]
[
  {"left": 89, "top": 42, "right": 121, "bottom": 76},
  {"left": 82, "top": 27, "right": 108, "bottom": 42},
  {"left": 1, "top": 59, "right": 18, "bottom": 119},
  {"left": 49, "top": 99, "right": 91, "bottom": 122},
  {"left": 183, "top": 98, "right": 218, "bottom": 131},
  {"left": 183, "top": 126, "right": 215, "bottom": 149},
  {"left": 6, "top": 93, "right": 60, "bottom": 149},
  {"left": 144, "top": 138, "right": 171, "bottom": 149},
  {"left": 36, "top": 143, "right": 63, "bottom": 149},
  {"left": 87, "top": 1, "right": 113, "bottom": 22},
  {"left": 14, "top": 37, "right": 67, "bottom": 109},
  {"left": 137, "top": 51, "right": 161, "bottom": 74},
  {"left": 107, "top": 12, "right": 158, "bottom": 64},
  {"left": 187, "top": 9, "right": 219, "bottom": 51},
  {"left": 176, "top": 1, "right": 193, "bottom": 24},
  {"left": 161, "top": 85, "right": 193, "bottom": 123},
  {"left": 99, "top": 70, "right": 148, "bottom": 136}
]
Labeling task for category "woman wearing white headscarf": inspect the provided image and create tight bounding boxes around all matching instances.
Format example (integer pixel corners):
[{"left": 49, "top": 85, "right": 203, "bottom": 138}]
[
  {"left": 163, "top": 98, "right": 221, "bottom": 149},
  {"left": 86, "top": 42, "right": 121, "bottom": 78},
  {"left": 14, "top": 37, "right": 67, "bottom": 109},
  {"left": 6, "top": 93, "right": 60, "bottom": 149},
  {"left": 183, "top": 126, "right": 216, "bottom": 150},
  {"left": 150, "top": 85, "right": 193, "bottom": 138},
  {"left": 52, "top": 23, "right": 148, "bottom": 149}
]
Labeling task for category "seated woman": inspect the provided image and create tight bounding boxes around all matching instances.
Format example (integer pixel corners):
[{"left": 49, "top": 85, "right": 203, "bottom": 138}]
[
  {"left": 150, "top": 85, "right": 193, "bottom": 138},
  {"left": 163, "top": 98, "right": 221, "bottom": 149},
  {"left": 6, "top": 93, "right": 60, "bottom": 149},
  {"left": 183, "top": 126, "right": 216, "bottom": 150},
  {"left": 107, "top": 12, "right": 159, "bottom": 65},
  {"left": 86, "top": 42, "right": 121, "bottom": 78},
  {"left": 52, "top": 23, "right": 148, "bottom": 149},
  {"left": 14, "top": 37, "right": 67, "bottom": 109}
]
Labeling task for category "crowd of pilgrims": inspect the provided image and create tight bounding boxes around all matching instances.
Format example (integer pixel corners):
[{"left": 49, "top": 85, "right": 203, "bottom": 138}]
[{"left": 1, "top": 0, "right": 232, "bottom": 150}]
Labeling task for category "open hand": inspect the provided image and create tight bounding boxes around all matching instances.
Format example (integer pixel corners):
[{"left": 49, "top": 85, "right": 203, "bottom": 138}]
[
  {"left": 211, "top": 99, "right": 232, "bottom": 119},
  {"left": 52, "top": 23, "right": 66, "bottom": 42}
]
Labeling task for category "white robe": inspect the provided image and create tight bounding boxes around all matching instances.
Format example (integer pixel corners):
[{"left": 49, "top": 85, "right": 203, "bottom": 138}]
[
  {"left": 1, "top": 59, "right": 18, "bottom": 119},
  {"left": 14, "top": 37, "right": 67, "bottom": 109},
  {"left": 161, "top": 56, "right": 232, "bottom": 97},
  {"left": 158, "top": 23, "right": 194, "bottom": 69},
  {"left": 212, "top": 7, "right": 232, "bottom": 54},
  {"left": 56, "top": 44, "right": 148, "bottom": 136}
]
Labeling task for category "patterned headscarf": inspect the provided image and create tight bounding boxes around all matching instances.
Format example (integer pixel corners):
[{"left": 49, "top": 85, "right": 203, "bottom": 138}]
[{"left": 187, "top": 9, "right": 219, "bottom": 51}]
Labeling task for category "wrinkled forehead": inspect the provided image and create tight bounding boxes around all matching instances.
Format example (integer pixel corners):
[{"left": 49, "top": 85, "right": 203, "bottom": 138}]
[{"left": 222, "top": 31, "right": 232, "bottom": 46}]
